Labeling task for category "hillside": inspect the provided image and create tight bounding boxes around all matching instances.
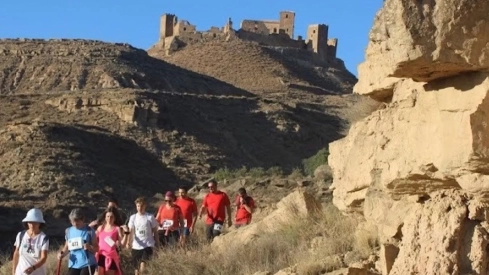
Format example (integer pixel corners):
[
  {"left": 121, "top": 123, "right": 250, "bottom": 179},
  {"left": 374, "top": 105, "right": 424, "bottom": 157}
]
[
  {"left": 148, "top": 39, "right": 357, "bottom": 95},
  {"left": 0, "top": 39, "right": 379, "bottom": 252},
  {"left": 0, "top": 39, "right": 249, "bottom": 96}
]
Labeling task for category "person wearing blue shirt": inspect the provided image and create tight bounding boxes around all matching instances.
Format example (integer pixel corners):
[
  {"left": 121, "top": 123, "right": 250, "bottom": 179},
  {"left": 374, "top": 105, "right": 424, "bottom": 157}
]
[{"left": 58, "top": 208, "right": 99, "bottom": 275}]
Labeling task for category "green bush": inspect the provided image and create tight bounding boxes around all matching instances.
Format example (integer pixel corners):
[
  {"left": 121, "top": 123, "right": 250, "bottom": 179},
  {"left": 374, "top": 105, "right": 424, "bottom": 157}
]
[
  {"left": 214, "top": 167, "right": 234, "bottom": 181},
  {"left": 302, "top": 148, "right": 329, "bottom": 176},
  {"left": 267, "top": 166, "right": 284, "bottom": 177}
]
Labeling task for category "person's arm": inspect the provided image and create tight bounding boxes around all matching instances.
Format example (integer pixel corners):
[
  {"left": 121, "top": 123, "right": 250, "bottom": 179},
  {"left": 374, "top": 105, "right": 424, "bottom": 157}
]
[
  {"left": 11, "top": 234, "right": 19, "bottom": 275},
  {"left": 225, "top": 194, "right": 232, "bottom": 227},
  {"left": 151, "top": 216, "right": 160, "bottom": 247},
  {"left": 126, "top": 216, "right": 134, "bottom": 249},
  {"left": 155, "top": 205, "right": 161, "bottom": 222},
  {"left": 84, "top": 228, "right": 99, "bottom": 253},
  {"left": 58, "top": 241, "right": 69, "bottom": 259},
  {"left": 191, "top": 202, "right": 198, "bottom": 232},
  {"left": 118, "top": 227, "right": 128, "bottom": 247},
  {"left": 89, "top": 213, "right": 104, "bottom": 228},
  {"left": 241, "top": 198, "right": 253, "bottom": 214},
  {"left": 226, "top": 205, "right": 232, "bottom": 226},
  {"left": 28, "top": 238, "right": 49, "bottom": 273},
  {"left": 178, "top": 209, "right": 185, "bottom": 230}
]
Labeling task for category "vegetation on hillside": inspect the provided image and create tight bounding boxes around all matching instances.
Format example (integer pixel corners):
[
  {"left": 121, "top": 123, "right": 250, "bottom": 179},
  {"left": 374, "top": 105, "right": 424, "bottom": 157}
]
[{"left": 0, "top": 203, "right": 377, "bottom": 275}]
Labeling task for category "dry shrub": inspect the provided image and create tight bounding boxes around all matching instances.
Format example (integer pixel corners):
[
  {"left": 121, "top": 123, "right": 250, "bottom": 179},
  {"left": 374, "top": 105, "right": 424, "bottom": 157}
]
[
  {"left": 353, "top": 222, "right": 379, "bottom": 258},
  {"left": 0, "top": 203, "right": 370, "bottom": 275}
]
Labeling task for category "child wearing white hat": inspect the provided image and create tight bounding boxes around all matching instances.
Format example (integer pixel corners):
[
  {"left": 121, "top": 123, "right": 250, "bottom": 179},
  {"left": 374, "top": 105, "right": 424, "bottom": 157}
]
[{"left": 11, "top": 208, "right": 50, "bottom": 275}]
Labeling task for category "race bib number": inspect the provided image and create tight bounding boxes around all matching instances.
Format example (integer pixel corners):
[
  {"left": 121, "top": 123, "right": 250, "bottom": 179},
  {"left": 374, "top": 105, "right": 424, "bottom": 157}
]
[
  {"left": 162, "top": 219, "right": 173, "bottom": 229},
  {"left": 136, "top": 227, "right": 147, "bottom": 238},
  {"left": 68, "top": 237, "right": 83, "bottom": 251},
  {"left": 104, "top": 236, "right": 115, "bottom": 247},
  {"left": 213, "top": 223, "right": 223, "bottom": 232},
  {"left": 183, "top": 219, "right": 188, "bottom": 228}
]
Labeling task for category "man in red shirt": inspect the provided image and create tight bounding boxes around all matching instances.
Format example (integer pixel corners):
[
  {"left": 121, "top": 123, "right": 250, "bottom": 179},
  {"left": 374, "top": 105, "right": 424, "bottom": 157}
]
[
  {"left": 155, "top": 191, "right": 185, "bottom": 248},
  {"left": 234, "top": 187, "right": 256, "bottom": 228},
  {"left": 199, "top": 180, "right": 232, "bottom": 242},
  {"left": 174, "top": 186, "right": 198, "bottom": 246}
]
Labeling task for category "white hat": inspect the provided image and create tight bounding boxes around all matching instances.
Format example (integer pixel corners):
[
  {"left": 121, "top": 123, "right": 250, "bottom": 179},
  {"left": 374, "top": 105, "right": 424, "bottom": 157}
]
[{"left": 22, "top": 208, "right": 46, "bottom": 224}]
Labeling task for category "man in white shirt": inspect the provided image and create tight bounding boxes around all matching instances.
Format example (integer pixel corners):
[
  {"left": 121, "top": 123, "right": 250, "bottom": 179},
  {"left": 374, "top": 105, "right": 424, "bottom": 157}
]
[{"left": 126, "top": 197, "right": 159, "bottom": 275}]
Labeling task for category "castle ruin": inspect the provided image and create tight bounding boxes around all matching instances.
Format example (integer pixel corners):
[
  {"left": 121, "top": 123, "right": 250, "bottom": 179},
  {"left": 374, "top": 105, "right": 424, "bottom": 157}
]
[{"left": 155, "top": 11, "right": 338, "bottom": 63}]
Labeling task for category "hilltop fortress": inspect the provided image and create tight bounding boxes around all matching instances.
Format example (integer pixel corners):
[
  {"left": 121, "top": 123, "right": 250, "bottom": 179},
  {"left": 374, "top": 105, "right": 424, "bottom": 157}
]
[{"left": 154, "top": 11, "right": 338, "bottom": 63}]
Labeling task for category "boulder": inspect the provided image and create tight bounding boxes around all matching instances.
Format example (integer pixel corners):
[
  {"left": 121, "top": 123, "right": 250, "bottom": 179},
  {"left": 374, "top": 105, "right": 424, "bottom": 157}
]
[
  {"left": 354, "top": 0, "right": 489, "bottom": 100},
  {"left": 211, "top": 190, "right": 322, "bottom": 250}
]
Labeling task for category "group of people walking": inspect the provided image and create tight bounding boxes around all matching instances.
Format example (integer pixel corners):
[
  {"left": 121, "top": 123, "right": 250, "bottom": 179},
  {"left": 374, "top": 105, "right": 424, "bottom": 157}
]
[{"left": 11, "top": 180, "right": 256, "bottom": 275}]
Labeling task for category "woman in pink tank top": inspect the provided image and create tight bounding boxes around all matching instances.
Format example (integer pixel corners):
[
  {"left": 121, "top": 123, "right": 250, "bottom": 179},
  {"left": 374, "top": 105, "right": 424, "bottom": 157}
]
[{"left": 96, "top": 207, "right": 127, "bottom": 275}]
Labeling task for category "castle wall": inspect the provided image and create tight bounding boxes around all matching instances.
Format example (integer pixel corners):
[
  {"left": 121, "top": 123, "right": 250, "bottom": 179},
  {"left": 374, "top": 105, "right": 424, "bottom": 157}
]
[
  {"left": 156, "top": 10, "right": 339, "bottom": 61},
  {"left": 241, "top": 20, "right": 279, "bottom": 35},
  {"left": 327, "top": 38, "right": 337, "bottom": 59},
  {"left": 174, "top": 20, "right": 197, "bottom": 36},
  {"left": 237, "top": 30, "right": 305, "bottom": 49}
]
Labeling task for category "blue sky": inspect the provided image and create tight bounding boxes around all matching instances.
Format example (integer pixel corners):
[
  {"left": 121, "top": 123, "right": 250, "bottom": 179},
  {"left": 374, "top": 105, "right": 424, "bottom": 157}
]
[{"left": 1, "top": 0, "right": 384, "bottom": 76}]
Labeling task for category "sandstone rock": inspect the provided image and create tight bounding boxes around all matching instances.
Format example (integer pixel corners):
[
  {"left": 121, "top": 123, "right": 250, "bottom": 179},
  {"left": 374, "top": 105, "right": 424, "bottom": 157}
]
[
  {"left": 389, "top": 191, "right": 489, "bottom": 275},
  {"left": 354, "top": 0, "right": 489, "bottom": 100},
  {"left": 326, "top": 267, "right": 379, "bottom": 275},
  {"left": 330, "top": 73, "right": 489, "bottom": 213},
  {"left": 378, "top": 243, "right": 399, "bottom": 275},
  {"left": 211, "top": 190, "right": 322, "bottom": 250}
]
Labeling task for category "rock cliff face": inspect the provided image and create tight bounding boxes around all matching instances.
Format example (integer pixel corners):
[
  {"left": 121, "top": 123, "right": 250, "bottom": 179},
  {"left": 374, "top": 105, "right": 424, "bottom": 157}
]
[
  {"left": 354, "top": 0, "right": 489, "bottom": 101},
  {"left": 329, "top": 0, "right": 489, "bottom": 274}
]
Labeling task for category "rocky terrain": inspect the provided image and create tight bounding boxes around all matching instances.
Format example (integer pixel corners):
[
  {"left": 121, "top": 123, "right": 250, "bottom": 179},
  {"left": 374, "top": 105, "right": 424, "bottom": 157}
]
[
  {"left": 0, "top": 37, "right": 377, "bottom": 253},
  {"left": 0, "top": 39, "right": 249, "bottom": 96},
  {"left": 148, "top": 39, "right": 357, "bottom": 96},
  {"left": 329, "top": 0, "right": 489, "bottom": 274}
]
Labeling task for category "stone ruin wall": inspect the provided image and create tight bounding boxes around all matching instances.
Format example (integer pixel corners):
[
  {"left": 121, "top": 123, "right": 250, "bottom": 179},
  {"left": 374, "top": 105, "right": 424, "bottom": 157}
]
[{"left": 157, "top": 11, "right": 338, "bottom": 61}]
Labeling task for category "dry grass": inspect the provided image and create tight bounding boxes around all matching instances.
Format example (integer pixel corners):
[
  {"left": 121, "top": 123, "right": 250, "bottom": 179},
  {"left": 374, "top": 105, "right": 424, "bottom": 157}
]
[{"left": 0, "top": 203, "right": 375, "bottom": 275}]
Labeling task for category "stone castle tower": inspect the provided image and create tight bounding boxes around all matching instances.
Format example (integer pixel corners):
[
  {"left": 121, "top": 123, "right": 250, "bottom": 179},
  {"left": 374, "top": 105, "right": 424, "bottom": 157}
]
[
  {"left": 306, "top": 24, "right": 328, "bottom": 61},
  {"left": 279, "top": 11, "right": 295, "bottom": 39},
  {"left": 160, "top": 14, "right": 177, "bottom": 40}
]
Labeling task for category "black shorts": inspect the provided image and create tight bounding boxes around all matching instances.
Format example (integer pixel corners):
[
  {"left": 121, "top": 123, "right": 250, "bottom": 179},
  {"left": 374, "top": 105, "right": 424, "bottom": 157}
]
[
  {"left": 67, "top": 265, "right": 96, "bottom": 275},
  {"left": 131, "top": 247, "right": 153, "bottom": 268},
  {"left": 158, "top": 230, "right": 180, "bottom": 247},
  {"left": 97, "top": 254, "right": 118, "bottom": 271},
  {"left": 205, "top": 223, "right": 223, "bottom": 241}
]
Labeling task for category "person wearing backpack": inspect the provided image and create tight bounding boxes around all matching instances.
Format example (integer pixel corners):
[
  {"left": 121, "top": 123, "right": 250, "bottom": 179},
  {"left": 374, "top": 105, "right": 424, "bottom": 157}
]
[
  {"left": 57, "top": 208, "right": 99, "bottom": 275},
  {"left": 11, "top": 208, "right": 50, "bottom": 275}
]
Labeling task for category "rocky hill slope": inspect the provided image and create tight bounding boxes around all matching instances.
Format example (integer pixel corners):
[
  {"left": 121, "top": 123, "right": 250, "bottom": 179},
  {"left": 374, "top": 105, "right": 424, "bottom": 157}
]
[
  {"left": 0, "top": 37, "right": 379, "bottom": 253},
  {"left": 0, "top": 39, "right": 248, "bottom": 96},
  {"left": 329, "top": 0, "right": 489, "bottom": 274},
  {"left": 148, "top": 39, "right": 357, "bottom": 95}
]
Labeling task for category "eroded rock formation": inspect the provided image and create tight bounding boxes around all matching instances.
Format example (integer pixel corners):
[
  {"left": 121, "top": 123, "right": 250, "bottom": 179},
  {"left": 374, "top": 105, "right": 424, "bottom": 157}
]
[
  {"left": 329, "top": 0, "right": 489, "bottom": 273},
  {"left": 354, "top": 0, "right": 489, "bottom": 101}
]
